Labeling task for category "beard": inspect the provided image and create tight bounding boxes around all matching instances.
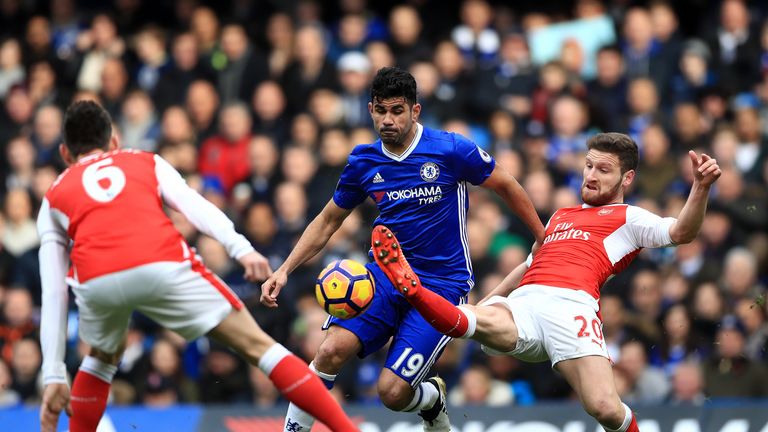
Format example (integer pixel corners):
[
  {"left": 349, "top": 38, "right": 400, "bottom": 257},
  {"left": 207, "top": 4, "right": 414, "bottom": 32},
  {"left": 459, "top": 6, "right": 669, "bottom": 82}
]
[{"left": 581, "top": 177, "right": 624, "bottom": 206}]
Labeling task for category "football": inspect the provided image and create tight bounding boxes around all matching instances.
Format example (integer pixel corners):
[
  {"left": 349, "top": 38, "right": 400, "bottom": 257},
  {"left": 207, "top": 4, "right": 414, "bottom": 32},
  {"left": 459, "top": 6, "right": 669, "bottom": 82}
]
[{"left": 315, "top": 259, "right": 375, "bottom": 319}]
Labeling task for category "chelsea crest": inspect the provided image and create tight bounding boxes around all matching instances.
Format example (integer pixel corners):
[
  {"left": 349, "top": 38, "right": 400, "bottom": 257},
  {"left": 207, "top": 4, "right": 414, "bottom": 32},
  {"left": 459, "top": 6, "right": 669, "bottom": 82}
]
[{"left": 420, "top": 162, "right": 440, "bottom": 182}]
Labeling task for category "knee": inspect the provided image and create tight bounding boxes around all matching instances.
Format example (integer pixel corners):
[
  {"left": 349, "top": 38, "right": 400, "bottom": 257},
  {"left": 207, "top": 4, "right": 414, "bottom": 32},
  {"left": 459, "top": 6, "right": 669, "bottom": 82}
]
[
  {"left": 378, "top": 380, "right": 412, "bottom": 411},
  {"left": 476, "top": 304, "right": 517, "bottom": 352},
  {"left": 584, "top": 397, "right": 623, "bottom": 425},
  {"left": 314, "top": 338, "right": 354, "bottom": 372}
]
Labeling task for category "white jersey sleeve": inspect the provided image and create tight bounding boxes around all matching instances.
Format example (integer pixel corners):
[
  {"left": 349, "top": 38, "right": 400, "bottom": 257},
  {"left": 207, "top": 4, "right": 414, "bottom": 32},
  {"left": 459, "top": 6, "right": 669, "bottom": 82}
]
[
  {"left": 154, "top": 155, "right": 254, "bottom": 259},
  {"left": 37, "top": 198, "right": 71, "bottom": 385},
  {"left": 626, "top": 205, "right": 677, "bottom": 248}
]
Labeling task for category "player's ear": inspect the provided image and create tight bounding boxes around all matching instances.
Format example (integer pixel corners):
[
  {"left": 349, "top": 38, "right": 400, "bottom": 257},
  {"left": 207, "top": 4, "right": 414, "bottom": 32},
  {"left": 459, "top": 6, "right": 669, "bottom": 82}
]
[
  {"left": 411, "top": 103, "right": 421, "bottom": 121},
  {"left": 368, "top": 101, "right": 373, "bottom": 114},
  {"left": 108, "top": 134, "right": 120, "bottom": 151},
  {"left": 622, "top": 169, "right": 635, "bottom": 187},
  {"left": 59, "top": 143, "right": 75, "bottom": 166}
]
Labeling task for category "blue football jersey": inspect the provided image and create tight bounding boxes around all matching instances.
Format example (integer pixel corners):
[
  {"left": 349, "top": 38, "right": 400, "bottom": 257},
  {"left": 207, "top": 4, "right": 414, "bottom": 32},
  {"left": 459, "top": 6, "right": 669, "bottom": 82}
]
[{"left": 333, "top": 124, "right": 496, "bottom": 293}]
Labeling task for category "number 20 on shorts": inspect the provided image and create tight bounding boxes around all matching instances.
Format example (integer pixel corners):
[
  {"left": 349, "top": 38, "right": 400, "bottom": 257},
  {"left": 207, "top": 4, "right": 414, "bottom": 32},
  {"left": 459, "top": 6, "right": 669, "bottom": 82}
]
[{"left": 574, "top": 315, "right": 604, "bottom": 348}]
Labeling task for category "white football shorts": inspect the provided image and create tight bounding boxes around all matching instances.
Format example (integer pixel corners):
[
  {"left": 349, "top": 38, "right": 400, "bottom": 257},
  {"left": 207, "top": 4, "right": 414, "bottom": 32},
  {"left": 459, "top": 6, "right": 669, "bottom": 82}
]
[
  {"left": 480, "top": 284, "right": 609, "bottom": 366},
  {"left": 71, "top": 259, "right": 242, "bottom": 354}
]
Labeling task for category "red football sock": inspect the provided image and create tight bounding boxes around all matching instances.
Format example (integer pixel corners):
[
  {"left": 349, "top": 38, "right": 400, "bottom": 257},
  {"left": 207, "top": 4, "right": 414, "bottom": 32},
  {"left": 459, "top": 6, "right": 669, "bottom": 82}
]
[
  {"left": 69, "top": 370, "right": 111, "bottom": 432},
  {"left": 408, "top": 286, "right": 470, "bottom": 338},
  {"left": 626, "top": 413, "right": 639, "bottom": 432},
  {"left": 268, "top": 352, "right": 357, "bottom": 432}
]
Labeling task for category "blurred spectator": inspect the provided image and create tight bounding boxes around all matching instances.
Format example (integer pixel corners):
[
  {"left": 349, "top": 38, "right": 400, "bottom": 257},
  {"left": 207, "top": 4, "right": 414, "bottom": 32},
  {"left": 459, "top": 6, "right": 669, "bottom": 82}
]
[
  {"left": 0, "top": 85, "right": 34, "bottom": 148},
  {"left": 30, "top": 104, "right": 64, "bottom": 169},
  {"left": 732, "top": 101, "right": 767, "bottom": 183},
  {"left": 9, "top": 337, "right": 40, "bottom": 403},
  {"left": 734, "top": 298, "right": 768, "bottom": 361},
  {"left": 616, "top": 340, "right": 670, "bottom": 403},
  {"left": 0, "top": 288, "right": 36, "bottom": 364},
  {"left": 5, "top": 135, "right": 36, "bottom": 193},
  {"left": 239, "top": 135, "right": 279, "bottom": 204},
  {"left": 703, "top": 314, "right": 768, "bottom": 398},
  {"left": 159, "top": 105, "right": 196, "bottom": 146},
  {"left": 327, "top": 13, "right": 369, "bottom": 62},
  {"left": 133, "top": 25, "right": 170, "bottom": 94},
  {"left": 624, "top": 77, "right": 663, "bottom": 144},
  {"left": 530, "top": 61, "right": 573, "bottom": 126},
  {"left": 0, "top": 38, "right": 24, "bottom": 98},
  {"left": 264, "top": 13, "right": 294, "bottom": 78},
  {"left": 586, "top": 45, "right": 628, "bottom": 132},
  {"left": 249, "top": 365, "right": 279, "bottom": 408},
  {"left": 671, "top": 39, "right": 717, "bottom": 105},
  {"left": 307, "top": 88, "right": 345, "bottom": 129},
  {"left": 721, "top": 247, "right": 764, "bottom": 304},
  {"left": 388, "top": 5, "right": 430, "bottom": 69},
  {"left": 705, "top": 0, "right": 762, "bottom": 94},
  {"left": 140, "top": 337, "right": 198, "bottom": 405},
  {"left": 28, "top": 60, "right": 67, "bottom": 109},
  {"left": 431, "top": 40, "right": 471, "bottom": 123},
  {"left": 216, "top": 24, "right": 268, "bottom": 103},
  {"left": 448, "top": 364, "right": 513, "bottom": 407},
  {"left": 365, "top": 40, "right": 395, "bottom": 74},
  {"left": 649, "top": 1, "right": 684, "bottom": 63},
  {"left": 185, "top": 79, "right": 220, "bottom": 143},
  {"left": 336, "top": 52, "right": 371, "bottom": 129},
  {"left": 281, "top": 145, "right": 318, "bottom": 189},
  {"left": 198, "top": 343, "right": 250, "bottom": 403},
  {"left": 153, "top": 32, "right": 210, "bottom": 112},
  {"left": 547, "top": 95, "right": 590, "bottom": 185},
  {"left": 119, "top": 90, "right": 160, "bottom": 152},
  {"left": 287, "top": 112, "right": 319, "bottom": 150},
  {"left": 99, "top": 57, "right": 129, "bottom": 119},
  {"left": 634, "top": 124, "right": 678, "bottom": 202},
  {"left": 621, "top": 6, "right": 675, "bottom": 99},
  {"left": 190, "top": 7, "right": 219, "bottom": 59},
  {"left": 451, "top": 0, "right": 499, "bottom": 69},
  {"left": 198, "top": 102, "right": 251, "bottom": 195},
  {"left": 667, "top": 361, "right": 706, "bottom": 405},
  {"left": 251, "top": 80, "right": 290, "bottom": 145},
  {"left": 282, "top": 24, "right": 338, "bottom": 114},
  {"left": 0, "top": 357, "right": 20, "bottom": 407},
  {"left": 2, "top": 188, "right": 38, "bottom": 257},
  {"left": 672, "top": 103, "right": 709, "bottom": 152},
  {"left": 472, "top": 33, "right": 536, "bottom": 122},
  {"left": 650, "top": 304, "right": 703, "bottom": 375},
  {"left": 75, "top": 13, "right": 125, "bottom": 92},
  {"left": 274, "top": 181, "right": 309, "bottom": 248}
]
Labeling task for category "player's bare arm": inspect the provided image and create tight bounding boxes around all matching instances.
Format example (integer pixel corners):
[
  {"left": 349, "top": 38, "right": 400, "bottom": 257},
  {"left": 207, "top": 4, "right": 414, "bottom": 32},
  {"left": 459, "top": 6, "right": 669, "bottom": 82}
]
[
  {"left": 478, "top": 261, "right": 528, "bottom": 304},
  {"left": 260, "top": 199, "right": 353, "bottom": 307},
  {"left": 480, "top": 165, "right": 546, "bottom": 243},
  {"left": 669, "top": 151, "right": 721, "bottom": 244}
]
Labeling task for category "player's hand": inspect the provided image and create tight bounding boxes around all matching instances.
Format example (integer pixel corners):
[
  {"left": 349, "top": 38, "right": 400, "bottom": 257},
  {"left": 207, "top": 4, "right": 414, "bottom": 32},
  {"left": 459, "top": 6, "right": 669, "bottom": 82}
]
[
  {"left": 238, "top": 251, "right": 273, "bottom": 282},
  {"left": 688, "top": 151, "right": 721, "bottom": 188},
  {"left": 260, "top": 269, "right": 288, "bottom": 307},
  {"left": 40, "top": 383, "right": 72, "bottom": 432}
]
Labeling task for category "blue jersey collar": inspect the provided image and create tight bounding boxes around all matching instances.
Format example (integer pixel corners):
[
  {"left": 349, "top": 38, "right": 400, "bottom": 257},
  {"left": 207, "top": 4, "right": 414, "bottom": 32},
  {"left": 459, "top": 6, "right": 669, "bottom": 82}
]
[{"left": 382, "top": 123, "right": 423, "bottom": 162}]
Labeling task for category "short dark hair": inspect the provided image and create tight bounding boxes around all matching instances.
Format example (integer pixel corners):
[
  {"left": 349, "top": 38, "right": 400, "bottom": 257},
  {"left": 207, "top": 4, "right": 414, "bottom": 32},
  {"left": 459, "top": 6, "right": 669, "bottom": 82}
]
[
  {"left": 586, "top": 132, "right": 639, "bottom": 173},
  {"left": 63, "top": 101, "right": 113, "bottom": 157},
  {"left": 370, "top": 67, "right": 417, "bottom": 106}
]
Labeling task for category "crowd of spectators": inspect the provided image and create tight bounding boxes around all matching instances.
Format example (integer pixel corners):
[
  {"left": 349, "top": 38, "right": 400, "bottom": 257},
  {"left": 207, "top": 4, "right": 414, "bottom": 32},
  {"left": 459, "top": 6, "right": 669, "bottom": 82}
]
[{"left": 0, "top": 0, "right": 767, "bottom": 409}]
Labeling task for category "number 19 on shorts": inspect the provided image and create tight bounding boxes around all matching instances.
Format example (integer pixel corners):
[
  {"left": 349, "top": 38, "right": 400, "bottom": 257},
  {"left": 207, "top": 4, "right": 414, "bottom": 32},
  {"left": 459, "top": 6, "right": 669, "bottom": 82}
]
[{"left": 391, "top": 347, "right": 425, "bottom": 378}]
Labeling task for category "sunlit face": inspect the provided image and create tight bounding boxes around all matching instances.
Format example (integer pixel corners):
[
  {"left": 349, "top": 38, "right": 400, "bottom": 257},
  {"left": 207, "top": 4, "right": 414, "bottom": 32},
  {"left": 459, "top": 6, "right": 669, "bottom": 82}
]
[
  {"left": 369, "top": 97, "right": 420, "bottom": 146},
  {"left": 581, "top": 150, "right": 633, "bottom": 206}
]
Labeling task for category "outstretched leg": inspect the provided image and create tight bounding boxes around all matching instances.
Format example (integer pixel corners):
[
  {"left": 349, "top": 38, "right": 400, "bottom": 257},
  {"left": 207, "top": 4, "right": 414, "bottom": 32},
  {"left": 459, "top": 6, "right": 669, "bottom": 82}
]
[
  {"left": 371, "top": 225, "right": 520, "bottom": 353},
  {"left": 209, "top": 308, "right": 358, "bottom": 432},
  {"left": 556, "top": 356, "right": 639, "bottom": 432}
]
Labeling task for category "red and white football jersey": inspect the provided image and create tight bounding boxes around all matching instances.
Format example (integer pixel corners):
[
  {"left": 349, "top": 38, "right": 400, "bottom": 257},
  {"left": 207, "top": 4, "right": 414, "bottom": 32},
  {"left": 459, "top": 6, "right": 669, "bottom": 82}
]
[
  {"left": 38, "top": 149, "right": 253, "bottom": 283},
  {"left": 519, "top": 204, "right": 676, "bottom": 300}
]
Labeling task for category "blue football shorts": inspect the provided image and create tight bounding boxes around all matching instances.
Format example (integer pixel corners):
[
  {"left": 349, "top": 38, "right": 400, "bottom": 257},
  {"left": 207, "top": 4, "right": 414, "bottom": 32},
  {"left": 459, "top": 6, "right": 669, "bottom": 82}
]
[{"left": 323, "top": 262, "right": 466, "bottom": 387}]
